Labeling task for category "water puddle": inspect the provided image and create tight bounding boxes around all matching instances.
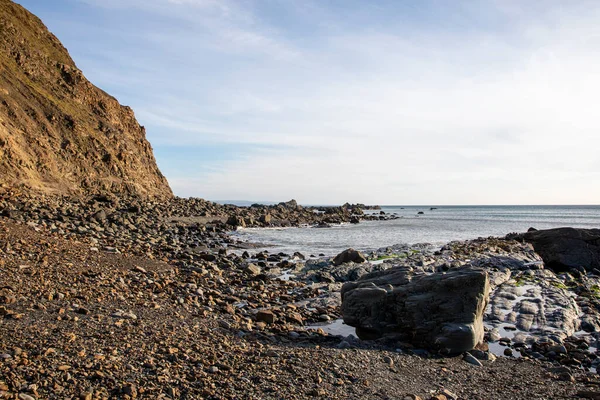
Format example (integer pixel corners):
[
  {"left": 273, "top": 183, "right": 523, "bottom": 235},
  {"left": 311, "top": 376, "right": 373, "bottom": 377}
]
[
  {"left": 276, "top": 269, "right": 296, "bottom": 281},
  {"left": 306, "top": 318, "right": 357, "bottom": 338}
]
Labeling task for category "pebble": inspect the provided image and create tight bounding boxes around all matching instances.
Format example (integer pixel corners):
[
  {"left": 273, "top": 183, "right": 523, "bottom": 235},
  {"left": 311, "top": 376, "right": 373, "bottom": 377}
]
[
  {"left": 383, "top": 355, "right": 394, "bottom": 368},
  {"left": 463, "top": 353, "right": 483, "bottom": 367}
]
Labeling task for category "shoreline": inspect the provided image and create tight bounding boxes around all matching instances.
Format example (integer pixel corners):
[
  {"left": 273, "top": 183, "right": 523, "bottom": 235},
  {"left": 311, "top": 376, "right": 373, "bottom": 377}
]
[{"left": 1, "top": 194, "right": 599, "bottom": 399}]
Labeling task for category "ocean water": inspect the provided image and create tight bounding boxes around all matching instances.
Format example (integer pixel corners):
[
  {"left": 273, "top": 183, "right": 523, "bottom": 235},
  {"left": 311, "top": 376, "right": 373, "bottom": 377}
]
[{"left": 231, "top": 205, "right": 600, "bottom": 257}]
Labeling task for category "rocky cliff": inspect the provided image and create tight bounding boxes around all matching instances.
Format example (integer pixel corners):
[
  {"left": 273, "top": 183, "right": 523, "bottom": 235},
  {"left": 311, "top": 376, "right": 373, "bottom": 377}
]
[{"left": 0, "top": 0, "right": 172, "bottom": 198}]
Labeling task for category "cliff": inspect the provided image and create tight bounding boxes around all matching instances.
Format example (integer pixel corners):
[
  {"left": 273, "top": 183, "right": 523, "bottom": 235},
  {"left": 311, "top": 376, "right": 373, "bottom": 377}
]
[{"left": 0, "top": 0, "right": 172, "bottom": 198}]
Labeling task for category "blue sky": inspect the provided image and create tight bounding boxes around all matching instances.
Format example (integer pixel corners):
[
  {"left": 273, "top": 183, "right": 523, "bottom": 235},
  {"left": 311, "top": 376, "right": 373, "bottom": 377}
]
[{"left": 15, "top": 0, "right": 600, "bottom": 204}]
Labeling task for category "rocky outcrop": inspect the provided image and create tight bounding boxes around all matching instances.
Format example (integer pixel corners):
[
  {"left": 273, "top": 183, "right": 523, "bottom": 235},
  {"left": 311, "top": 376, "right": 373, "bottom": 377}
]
[
  {"left": 341, "top": 268, "right": 490, "bottom": 354},
  {"left": 0, "top": 0, "right": 172, "bottom": 198},
  {"left": 516, "top": 228, "right": 600, "bottom": 273}
]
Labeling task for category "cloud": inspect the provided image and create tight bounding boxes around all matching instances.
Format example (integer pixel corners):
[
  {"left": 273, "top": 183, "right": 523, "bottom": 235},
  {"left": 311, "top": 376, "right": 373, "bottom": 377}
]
[{"left": 37, "top": 0, "right": 600, "bottom": 204}]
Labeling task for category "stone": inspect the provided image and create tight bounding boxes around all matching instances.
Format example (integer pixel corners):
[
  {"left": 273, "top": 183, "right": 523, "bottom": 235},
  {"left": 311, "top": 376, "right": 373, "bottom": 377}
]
[
  {"left": 549, "top": 344, "right": 567, "bottom": 354},
  {"left": 286, "top": 312, "right": 303, "bottom": 325},
  {"left": 91, "top": 209, "right": 107, "bottom": 221},
  {"left": 333, "top": 248, "right": 366, "bottom": 266},
  {"left": 383, "top": 355, "right": 394, "bottom": 368},
  {"left": 245, "top": 263, "right": 261, "bottom": 276},
  {"left": 199, "top": 253, "right": 216, "bottom": 262},
  {"left": 122, "top": 384, "right": 137, "bottom": 398},
  {"left": 256, "top": 310, "right": 276, "bottom": 324},
  {"left": 226, "top": 215, "right": 246, "bottom": 228},
  {"left": 470, "top": 349, "right": 496, "bottom": 361},
  {"left": 440, "top": 389, "right": 458, "bottom": 400},
  {"left": 463, "top": 353, "right": 483, "bottom": 366},
  {"left": 520, "top": 228, "right": 600, "bottom": 272},
  {"left": 341, "top": 268, "right": 490, "bottom": 354},
  {"left": 111, "top": 310, "right": 137, "bottom": 320},
  {"left": 259, "top": 213, "right": 272, "bottom": 224}
]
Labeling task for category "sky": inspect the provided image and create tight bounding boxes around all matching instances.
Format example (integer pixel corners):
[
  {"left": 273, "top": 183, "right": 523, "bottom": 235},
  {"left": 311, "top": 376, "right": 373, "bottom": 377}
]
[{"left": 15, "top": 0, "right": 600, "bottom": 205}]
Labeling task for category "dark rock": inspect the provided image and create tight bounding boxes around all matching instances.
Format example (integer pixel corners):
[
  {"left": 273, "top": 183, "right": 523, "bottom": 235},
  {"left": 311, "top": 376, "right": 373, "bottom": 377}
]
[
  {"left": 256, "top": 310, "right": 276, "bottom": 324},
  {"left": 341, "top": 268, "right": 490, "bottom": 354},
  {"left": 90, "top": 209, "right": 107, "bottom": 221},
  {"left": 463, "top": 353, "right": 483, "bottom": 366},
  {"left": 226, "top": 215, "right": 246, "bottom": 228},
  {"left": 278, "top": 199, "right": 298, "bottom": 209},
  {"left": 333, "top": 248, "right": 366, "bottom": 266},
  {"left": 521, "top": 228, "right": 600, "bottom": 272},
  {"left": 199, "top": 253, "right": 217, "bottom": 262}
]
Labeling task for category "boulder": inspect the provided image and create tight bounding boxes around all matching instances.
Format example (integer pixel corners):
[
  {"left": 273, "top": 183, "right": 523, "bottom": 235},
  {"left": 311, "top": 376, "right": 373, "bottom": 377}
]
[
  {"left": 341, "top": 268, "right": 490, "bottom": 354},
  {"left": 521, "top": 228, "right": 600, "bottom": 272},
  {"left": 333, "top": 248, "right": 366, "bottom": 266}
]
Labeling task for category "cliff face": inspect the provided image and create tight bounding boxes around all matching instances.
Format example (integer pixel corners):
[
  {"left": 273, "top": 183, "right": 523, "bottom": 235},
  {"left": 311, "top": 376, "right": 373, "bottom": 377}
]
[{"left": 0, "top": 0, "right": 173, "bottom": 199}]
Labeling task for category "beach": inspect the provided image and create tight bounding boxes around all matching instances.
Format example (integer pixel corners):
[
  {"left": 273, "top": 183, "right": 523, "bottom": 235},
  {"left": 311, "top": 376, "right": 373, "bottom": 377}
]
[{"left": 1, "top": 193, "right": 600, "bottom": 399}]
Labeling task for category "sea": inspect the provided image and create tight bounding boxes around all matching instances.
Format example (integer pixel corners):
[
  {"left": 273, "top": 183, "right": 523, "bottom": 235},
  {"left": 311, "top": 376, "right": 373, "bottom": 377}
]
[{"left": 231, "top": 205, "right": 600, "bottom": 257}]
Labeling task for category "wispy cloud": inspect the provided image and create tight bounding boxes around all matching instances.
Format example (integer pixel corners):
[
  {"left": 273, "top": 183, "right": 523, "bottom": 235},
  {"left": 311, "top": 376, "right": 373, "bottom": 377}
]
[{"left": 21, "top": 0, "right": 600, "bottom": 204}]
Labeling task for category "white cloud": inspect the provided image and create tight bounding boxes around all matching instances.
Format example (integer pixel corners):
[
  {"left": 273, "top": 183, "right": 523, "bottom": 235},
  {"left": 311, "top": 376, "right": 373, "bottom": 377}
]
[{"left": 67, "top": 0, "right": 600, "bottom": 204}]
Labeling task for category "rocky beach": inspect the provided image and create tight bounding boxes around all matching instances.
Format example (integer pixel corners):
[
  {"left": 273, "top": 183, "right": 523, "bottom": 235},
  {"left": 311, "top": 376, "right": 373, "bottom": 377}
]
[
  {"left": 2, "top": 0, "right": 600, "bottom": 398},
  {"left": 1, "top": 191, "right": 600, "bottom": 399}
]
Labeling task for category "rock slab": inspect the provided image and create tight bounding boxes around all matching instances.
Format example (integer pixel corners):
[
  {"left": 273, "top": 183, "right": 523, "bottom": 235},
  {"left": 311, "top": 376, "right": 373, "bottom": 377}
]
[{"left": 341, "top": 268, "right": 490, "bottom": 354}]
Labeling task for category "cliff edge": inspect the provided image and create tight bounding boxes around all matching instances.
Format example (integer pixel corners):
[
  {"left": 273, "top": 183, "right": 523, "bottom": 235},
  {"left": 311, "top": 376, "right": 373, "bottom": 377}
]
[{"left": 0, "top": 0, "right": 172, "bottom": 198}]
